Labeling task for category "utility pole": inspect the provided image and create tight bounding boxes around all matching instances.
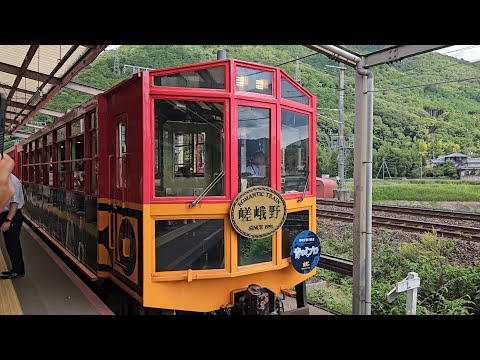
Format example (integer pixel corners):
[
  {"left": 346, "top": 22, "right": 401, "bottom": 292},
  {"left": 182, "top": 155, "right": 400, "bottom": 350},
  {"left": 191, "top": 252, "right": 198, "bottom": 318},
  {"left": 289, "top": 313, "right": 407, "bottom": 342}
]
[
  {"left": 113, "top": 49, "right": 121, "bottom": 77},
  {"left": 420, "top": 158, "right": 423, "bottom": 178},
  {"left": 325, "top": 64, "right": 349, "bottom": 201},
  {"left": 376, "top": 157, "right": 392, "bottom": 180}
]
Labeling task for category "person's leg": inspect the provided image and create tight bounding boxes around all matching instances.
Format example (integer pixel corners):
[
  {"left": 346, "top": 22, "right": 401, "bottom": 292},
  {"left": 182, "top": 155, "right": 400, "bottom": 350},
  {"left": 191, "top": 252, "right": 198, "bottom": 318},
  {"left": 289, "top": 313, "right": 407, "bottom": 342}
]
[
  {"left": 0, "top": 212, "right": 9, "bottom": 273},
  {"left": 3, "top": 212, "right": 24, "bottom": 275}
]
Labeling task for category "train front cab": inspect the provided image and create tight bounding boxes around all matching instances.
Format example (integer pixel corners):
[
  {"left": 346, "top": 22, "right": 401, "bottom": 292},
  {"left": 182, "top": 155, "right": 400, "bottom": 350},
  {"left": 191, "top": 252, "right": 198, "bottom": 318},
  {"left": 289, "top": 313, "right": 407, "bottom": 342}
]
[{"left": 99, "top": 59, "right": 317, "bottom": 313}]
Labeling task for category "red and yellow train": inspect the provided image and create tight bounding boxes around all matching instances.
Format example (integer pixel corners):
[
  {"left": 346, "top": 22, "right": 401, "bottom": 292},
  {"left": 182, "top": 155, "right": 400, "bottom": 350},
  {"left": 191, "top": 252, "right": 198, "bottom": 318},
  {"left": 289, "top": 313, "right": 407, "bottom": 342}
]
[{"left": 7, "top": 58, "right": 318, "bottom": 314}]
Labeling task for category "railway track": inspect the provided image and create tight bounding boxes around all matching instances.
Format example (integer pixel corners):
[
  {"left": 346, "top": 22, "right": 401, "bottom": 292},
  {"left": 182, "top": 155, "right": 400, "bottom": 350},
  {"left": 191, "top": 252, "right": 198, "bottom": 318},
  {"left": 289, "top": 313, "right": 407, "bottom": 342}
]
[
  {"left": 316, "top": 199, "right": 480, "bottom": 222},
  {"left": 316, "top": 209, "right": 480, "bottom": 242}
]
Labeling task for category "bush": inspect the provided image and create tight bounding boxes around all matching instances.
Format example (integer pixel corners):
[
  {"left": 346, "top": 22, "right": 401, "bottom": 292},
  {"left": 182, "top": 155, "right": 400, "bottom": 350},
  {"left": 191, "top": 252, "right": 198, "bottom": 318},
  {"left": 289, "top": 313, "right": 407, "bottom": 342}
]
[{"left": 311, "top": 232, "right": 480, "bottom": 315}]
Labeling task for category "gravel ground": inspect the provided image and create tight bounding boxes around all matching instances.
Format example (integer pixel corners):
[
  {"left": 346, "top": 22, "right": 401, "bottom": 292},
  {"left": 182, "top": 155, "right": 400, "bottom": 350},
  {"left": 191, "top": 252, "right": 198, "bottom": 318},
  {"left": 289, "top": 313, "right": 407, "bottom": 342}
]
[{"left": 316, "top": 206, "right": 480, "bottom": 267}]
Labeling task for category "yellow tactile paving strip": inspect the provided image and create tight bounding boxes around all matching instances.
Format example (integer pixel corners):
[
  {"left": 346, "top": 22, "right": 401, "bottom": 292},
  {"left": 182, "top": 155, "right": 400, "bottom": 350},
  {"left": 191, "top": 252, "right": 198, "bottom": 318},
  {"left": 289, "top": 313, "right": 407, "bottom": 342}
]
[{"left": 0, "top": 246, "right": 22, "bottom": 315}]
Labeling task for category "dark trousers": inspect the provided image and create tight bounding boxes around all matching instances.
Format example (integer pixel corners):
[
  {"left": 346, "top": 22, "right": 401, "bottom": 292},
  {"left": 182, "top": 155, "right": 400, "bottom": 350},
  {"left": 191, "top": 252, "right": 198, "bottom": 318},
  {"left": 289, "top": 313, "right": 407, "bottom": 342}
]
[{"left": 0, "top": 209, "right": 24, "bottom": 274}]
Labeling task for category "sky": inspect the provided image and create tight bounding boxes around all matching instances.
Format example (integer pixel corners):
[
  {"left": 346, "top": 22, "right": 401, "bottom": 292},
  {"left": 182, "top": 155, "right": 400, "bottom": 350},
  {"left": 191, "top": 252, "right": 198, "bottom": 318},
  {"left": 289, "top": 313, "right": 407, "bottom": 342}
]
[
  {"left": 435, "top": 45, "right": 480, "bottom": 62},
  {"left": 106, "top": 45, "right": 480, "bottom": 62}
]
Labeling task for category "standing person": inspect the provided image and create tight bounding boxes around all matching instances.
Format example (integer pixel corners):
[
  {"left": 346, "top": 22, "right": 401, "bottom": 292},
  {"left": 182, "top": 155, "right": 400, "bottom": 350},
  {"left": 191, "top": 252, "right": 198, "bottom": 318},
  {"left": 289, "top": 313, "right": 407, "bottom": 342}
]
[{"left": 0, "top": 174, "right": 25, "bottom": 280}]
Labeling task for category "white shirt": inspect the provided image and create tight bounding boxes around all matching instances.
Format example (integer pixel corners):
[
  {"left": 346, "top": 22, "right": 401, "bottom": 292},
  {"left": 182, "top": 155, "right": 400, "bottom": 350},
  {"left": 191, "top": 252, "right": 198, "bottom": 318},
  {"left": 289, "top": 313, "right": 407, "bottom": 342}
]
[
  {"left": 3, "top": 174, "right": 24, "bottom": 212},
  {"left": 246, "top": 165, "right": 260, "bottom": 176}
]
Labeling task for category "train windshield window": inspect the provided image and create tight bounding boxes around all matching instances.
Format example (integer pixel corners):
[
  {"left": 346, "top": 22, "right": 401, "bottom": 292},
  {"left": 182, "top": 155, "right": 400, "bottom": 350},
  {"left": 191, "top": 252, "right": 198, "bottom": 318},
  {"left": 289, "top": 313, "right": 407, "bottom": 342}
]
[
  {"left": 154, "top": 99, "right": 224, "bottom": 197},
  {"left": 281, "top": 110, "right": 309, "bottom": 194},
  {"left": 238, "top": 106, "right": 270, "bottom": 192},
  {"left": 281, "top": 77, "right": 309, "bottom": 105},
  {"left": 281, "top": 210, "right": 309, "bottom": 259},
  {"left": 155, "top": 219, "right": 225, "bottom": 272},
  {"left": 236, "top": 67, "right": 273, "bottom": 95},
  {"left": 154, "top": 66, "right": 225, "bottom": 89},
  {"left": 238, "top": 235, "right": 272, "bottom": 266}
]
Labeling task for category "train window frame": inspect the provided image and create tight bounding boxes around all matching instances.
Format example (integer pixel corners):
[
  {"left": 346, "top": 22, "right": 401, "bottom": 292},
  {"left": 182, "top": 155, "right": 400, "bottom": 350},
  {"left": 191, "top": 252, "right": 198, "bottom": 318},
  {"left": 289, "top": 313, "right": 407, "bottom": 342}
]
[
  {"left": 279, "top": 107, "right": 311, "bottom": 198},
  {"left": 279, "top": 208, "right": 311, "bottom": 264},
  {"left": 116, "top": 121, "right": 127, "bottom": 189},
  {"left": 56, "top": 127, "right": 67, "bottom": 188},
  {"left": 35, "top": 138, "right": 40, "bottom": 183},
  {"left": 150, "top": 95, "right": 230, "bottom": 203},
  {"left": 71, "top": 134, "right": 85, "bottom": 192},
  {"left": 234, "top": 100, "right": 277, "bottom": 197},
  {"left": 151, "top": 62, "right": 228, "bottom": 91},
  {"left": 278, "top": 69, "right": 313, "bottom": 111},
  {"left": 89, "top": 111, "right": 99, "bottom": 194},
  {"left": 277, "top": 104, "right": 314, "bottom": 201},
  {"left": 151, "top": 215, "right": 230, "bottom": 280}
]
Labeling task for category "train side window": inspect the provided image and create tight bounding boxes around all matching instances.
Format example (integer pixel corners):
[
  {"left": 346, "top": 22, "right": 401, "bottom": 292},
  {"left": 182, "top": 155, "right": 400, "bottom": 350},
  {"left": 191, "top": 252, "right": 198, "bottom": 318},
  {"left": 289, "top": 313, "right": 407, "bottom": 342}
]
[
  {"left": 71, "top": 135, "right": 84, "bottom": 191},
  {"left": 281, "top": 210, "right": 309, "bottom": 259},
  {"left": 46, "top": 133, "right": 53, "bottom": 186},
  {"left": 28, "top": 143, "right": 34, "bottom": 182},
  {"left": 238, "top": 106, "right": 270, "bottom": 192},
  {"left": 22, "top": 146, "right": 28, "bottom": 182},
  {"left": 154, "top": 99, "right": 224, "bottom": 197},
  {"left": 117, "top": 122, "right": 126, "bottom": 188},
  {"left": 34, "top": 139, "right": 39, "bottom": 183},
  {"left": 281, "top": 110, "right": 309, "bottom": 194},
  {"left": 90, "top": 112, "right": 98, "bottom": 194},
  {"left": 38, "top": 137, "right": 44, "bottom": 184},
  {"left": 57, "top": 127, "right": 66, "bottom": 188},
  {"left": 70, "top": 118, "right": 85, "bottom": 191}
]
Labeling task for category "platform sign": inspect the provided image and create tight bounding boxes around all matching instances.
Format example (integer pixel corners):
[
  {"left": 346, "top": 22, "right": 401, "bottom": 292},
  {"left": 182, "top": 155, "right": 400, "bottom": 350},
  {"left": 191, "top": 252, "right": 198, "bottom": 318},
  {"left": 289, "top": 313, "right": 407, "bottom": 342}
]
[
  {"left": 230, "top": 186, "right": 287, "bottom": 239},
  {"left": 290, "top": 230, "right": 321, "bottom": 274}
]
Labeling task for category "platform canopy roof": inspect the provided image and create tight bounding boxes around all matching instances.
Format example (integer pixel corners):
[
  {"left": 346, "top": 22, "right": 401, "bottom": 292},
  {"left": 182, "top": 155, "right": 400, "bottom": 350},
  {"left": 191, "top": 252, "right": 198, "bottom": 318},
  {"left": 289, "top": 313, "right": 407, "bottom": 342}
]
[
  {"left": 0, "top": 45, "right": 107, "bottom": 135},
  {"left": 305, "top": 45, "right": 449, "bottom": 68}
]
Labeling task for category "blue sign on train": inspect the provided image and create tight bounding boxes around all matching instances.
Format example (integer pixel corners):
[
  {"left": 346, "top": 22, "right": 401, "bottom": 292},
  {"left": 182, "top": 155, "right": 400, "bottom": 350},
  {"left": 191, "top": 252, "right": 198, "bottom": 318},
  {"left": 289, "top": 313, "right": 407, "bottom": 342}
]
[{"left": 290, "top": 230, "right": 321, "bottom": 274}]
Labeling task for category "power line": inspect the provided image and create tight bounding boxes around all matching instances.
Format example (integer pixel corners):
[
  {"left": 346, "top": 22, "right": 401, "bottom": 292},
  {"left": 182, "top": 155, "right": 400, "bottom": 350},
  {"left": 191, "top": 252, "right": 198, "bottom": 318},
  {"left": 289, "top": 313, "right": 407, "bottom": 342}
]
[{"left": 275, "top": 52, "right": 319, "bottom": 67}]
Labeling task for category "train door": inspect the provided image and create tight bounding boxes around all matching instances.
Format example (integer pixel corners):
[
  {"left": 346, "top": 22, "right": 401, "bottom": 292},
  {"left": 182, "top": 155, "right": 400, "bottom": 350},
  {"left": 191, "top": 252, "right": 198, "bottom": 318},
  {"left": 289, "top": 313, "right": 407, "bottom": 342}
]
[{"left": 109, "top": 113, "right": 138, "bottom": 285}]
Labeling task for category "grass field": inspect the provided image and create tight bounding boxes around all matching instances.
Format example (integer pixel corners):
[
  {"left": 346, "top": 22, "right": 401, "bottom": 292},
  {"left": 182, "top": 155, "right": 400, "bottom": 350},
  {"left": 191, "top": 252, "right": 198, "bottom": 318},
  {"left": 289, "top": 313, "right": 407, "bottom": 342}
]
[{"left": 346, "top": 181, "right": 480, "bottom": 202}]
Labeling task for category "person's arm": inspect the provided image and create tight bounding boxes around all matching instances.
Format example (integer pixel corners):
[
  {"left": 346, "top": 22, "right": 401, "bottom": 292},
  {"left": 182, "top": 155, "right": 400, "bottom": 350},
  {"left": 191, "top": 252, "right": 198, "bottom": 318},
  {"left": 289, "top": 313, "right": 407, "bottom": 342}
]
[{"left": 1, "top": 202, "right": 18, "bottom": 233}]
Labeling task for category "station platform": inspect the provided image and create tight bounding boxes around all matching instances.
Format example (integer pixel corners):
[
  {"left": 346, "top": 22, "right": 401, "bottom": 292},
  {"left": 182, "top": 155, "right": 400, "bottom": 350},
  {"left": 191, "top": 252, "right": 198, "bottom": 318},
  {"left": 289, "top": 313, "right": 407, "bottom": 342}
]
[{"left": 0, "top": 224, "right": 113, "bottom": 315}]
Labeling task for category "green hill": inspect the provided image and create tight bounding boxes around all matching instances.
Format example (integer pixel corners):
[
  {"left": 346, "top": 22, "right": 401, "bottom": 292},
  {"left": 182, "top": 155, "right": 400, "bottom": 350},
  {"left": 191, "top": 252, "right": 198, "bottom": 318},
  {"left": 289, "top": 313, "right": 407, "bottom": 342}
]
[{"left": 11, "top": 45, "right": 480, "bottom": 178}]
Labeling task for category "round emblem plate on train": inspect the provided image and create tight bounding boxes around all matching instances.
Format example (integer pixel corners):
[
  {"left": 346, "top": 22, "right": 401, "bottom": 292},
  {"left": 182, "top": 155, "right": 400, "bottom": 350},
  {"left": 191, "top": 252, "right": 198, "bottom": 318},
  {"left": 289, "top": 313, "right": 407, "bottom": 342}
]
[
  {"left": 230, "top": 186, "right": 287, "bottom": 239},
  {"left": 290, "top": 230, "right": 321, "bottom": 274}
]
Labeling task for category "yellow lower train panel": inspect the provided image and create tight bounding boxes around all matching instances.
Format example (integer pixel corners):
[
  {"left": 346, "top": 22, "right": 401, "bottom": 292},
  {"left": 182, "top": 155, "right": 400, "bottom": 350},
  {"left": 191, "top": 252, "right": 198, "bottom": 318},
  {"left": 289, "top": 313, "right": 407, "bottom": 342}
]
[{"left": 142, "top": 265, "right": 313, "bottom": 312}]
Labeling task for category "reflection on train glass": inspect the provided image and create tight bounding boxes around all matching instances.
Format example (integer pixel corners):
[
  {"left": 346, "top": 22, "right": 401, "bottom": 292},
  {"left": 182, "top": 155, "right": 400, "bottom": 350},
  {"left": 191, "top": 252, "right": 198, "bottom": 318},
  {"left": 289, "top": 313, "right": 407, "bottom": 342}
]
[
  {"left": 238, "top": 106, "right": 270, "bottom": 192},
  {"left": 154, "top": 100, "right": 224, "bottom": 197}
]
